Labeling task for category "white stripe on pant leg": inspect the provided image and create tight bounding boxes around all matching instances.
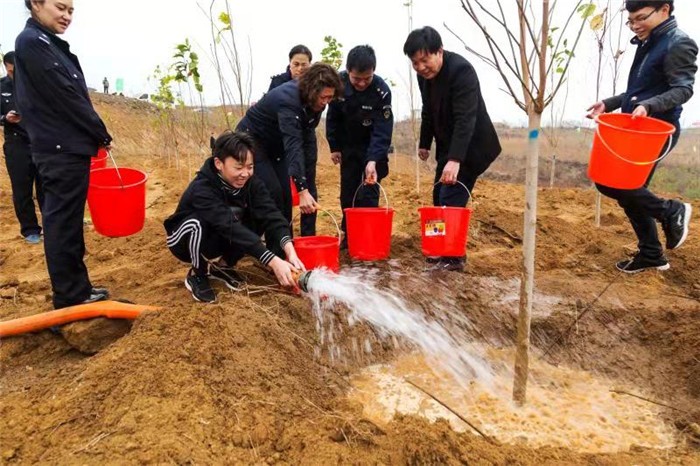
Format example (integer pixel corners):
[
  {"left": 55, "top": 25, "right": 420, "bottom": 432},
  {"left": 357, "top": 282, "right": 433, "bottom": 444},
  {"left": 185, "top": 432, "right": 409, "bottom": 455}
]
[
  {"left": 189, "top": 223, "right": 202, "bottom": 270},
  {"left": 167, "top": 219, "right": 201, "bottom": 246}
]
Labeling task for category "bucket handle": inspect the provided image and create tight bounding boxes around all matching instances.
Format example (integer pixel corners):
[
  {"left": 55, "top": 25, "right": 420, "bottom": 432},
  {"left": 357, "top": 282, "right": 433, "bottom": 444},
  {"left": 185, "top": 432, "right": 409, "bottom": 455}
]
[
  {"left": 106, "top": 149, "right": 126, "bottom": 189},
  {"left": 433, "top": 181, "right": 475, "bottom": 208},
  {"left": 351, "top": 181, "right": 390, "bottom": 210},
  {"left": 595, "top": 125, "right": 674, "bottom": 167},
  {"left": 291, "top": 209, "right": 342, "bottom": 244}
]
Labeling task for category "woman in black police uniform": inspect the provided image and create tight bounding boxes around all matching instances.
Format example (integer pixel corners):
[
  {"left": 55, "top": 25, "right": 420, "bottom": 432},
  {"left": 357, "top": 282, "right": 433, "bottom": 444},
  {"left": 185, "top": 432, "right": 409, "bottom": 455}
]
[
  {"left": 14, "top": 0, "right": 113, "bottom": 309},
  {"left": 268, "top": 44, "right": 313, "bottom": 91},
  {"left": 236, "top": 63, "right": 342, "bottom": 251}
]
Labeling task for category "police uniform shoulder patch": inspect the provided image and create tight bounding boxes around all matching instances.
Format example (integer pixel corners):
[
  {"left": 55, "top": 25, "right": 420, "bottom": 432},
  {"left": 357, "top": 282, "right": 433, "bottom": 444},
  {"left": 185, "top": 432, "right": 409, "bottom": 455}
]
[{"left": 382, "top": 105, "right": 392, "bottom": 120}]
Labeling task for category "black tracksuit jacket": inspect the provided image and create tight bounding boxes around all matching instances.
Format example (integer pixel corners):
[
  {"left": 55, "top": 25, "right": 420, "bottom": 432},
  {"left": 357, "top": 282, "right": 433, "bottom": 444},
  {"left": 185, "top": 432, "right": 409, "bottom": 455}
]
[{"left": 164, "top": 158, "right": 292, "bottom": 266}]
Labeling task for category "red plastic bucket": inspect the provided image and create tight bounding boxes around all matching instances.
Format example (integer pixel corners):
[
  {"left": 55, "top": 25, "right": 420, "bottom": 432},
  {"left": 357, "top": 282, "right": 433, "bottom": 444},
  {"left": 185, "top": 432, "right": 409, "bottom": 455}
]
[
  {"left": 419, "top": 182, "right": 473, "bottom": 257},
  {"left": 588, "top": 113, "right": 675, "bottom": 189},
  {"left": 419, "top": 207, "right": 472, "bottom": 257},
  {"left": 344, "top": 182, "right": 393, "bottom": 261},
  {"left": 294, "top": 236, "right": 340, "bottom": 272},
  {"left": 292, "top": 210, "right": 340, "bottom": 272},
  {"left": 87, "top": 167, "right": 148, "bottom": 237},
  {"left": 290, "top": 178, "right": 299, "bottom": 207},
  {"left": 91, "top": 148, "right": 108, "bottom": 171}
]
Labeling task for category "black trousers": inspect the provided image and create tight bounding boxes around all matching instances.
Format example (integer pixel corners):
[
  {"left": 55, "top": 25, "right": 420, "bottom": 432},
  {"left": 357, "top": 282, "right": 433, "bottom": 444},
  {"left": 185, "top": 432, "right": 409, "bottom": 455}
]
[
  {"left": 339, "top": 151, "right": 388, "bottom": 234},
  {"left": 432, "top": 159, "right": 477, "bottom": 207},
  {"left": 300, "top": 154, "right": 318, "bottom": 237},
  {"left": 3, "top": 137, "right": 44, "bottom": 237},
  {"left": 33, "top": 151, "right": 92, "bottom": 309},
  {"left": 595, "top": 127, "right": 681, "bottom": 259},
  {"left": 166, "top": 213, "right": 248, "bottom": 275}
]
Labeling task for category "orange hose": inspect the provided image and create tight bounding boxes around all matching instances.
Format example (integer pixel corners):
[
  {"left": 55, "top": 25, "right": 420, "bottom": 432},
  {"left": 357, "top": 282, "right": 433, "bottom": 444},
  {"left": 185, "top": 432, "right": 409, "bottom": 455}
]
[{"left": 0, "top": 300, "right": 160, "bottom": 338}]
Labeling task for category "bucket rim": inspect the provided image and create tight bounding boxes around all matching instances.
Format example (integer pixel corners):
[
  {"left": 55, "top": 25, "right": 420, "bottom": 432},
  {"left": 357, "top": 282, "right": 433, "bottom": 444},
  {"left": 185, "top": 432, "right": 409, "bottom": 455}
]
[
  {"left": 418, "top": 206, "right": 473, "bottom": 212},
  {"left": 344, "top": 207, "right": 394, "bottom": 213},
  {"left": 293, "top": 235, "right": 340, "bottom": 246},
  {"left": 595, "top": 113, "right": 676, "bottom": 136},
  {"left": 89, "top": 167, "right": 148, "bottom": 189}
]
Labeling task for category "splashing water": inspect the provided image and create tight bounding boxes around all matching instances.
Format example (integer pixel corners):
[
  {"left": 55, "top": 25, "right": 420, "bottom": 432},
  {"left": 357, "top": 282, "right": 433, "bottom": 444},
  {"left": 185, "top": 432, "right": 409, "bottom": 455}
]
[{"left": 302, "top": 268, "right": 494, "bottom": 388}]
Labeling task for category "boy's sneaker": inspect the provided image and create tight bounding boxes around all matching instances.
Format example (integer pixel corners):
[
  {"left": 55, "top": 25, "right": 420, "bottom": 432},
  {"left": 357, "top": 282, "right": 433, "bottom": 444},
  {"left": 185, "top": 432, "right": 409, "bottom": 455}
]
[
  {"left": 210, "top": 267, "right": 245, "bottom": 291},
  {"left": 184, "top": 269, "right": 216, "bottom": 303},
  {"left": 24, "top": 234, "right": 41, "bottom": 244},
  {"left": 663, "top": 202, "right": 692, "bottom": 250},
  {"left": 615, "top": 254, "right": 670, "bottom": 274}
]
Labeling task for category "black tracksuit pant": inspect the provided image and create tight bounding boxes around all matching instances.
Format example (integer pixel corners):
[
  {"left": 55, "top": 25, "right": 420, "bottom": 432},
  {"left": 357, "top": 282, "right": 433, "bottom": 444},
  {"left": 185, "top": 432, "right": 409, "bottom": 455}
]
[
  {"left": 595, "top": 127, "right": 681, "bottom": 260},
  {"left": 339, "top": 148, "right": 388, "bottom": 234},
  {"left": 33, "top": 151, "right": 92, "bottom": 309},
  {"left": 3, "top": 136, "right": 43, "bottom": 237},
  {"left": 166, "top": 212, "right": 248, "bottom": 274}
]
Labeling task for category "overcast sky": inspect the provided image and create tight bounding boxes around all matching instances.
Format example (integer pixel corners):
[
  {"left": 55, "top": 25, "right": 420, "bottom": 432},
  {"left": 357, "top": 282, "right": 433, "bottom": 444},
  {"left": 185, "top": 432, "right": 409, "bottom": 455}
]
[{"left": 1, "top": 0, "right": 699, "bottom": 127}]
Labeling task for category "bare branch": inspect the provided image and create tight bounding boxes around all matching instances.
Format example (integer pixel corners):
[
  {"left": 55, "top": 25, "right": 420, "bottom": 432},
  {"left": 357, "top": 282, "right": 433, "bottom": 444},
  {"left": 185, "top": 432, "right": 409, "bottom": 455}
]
[
  {"left": 544, "top": 0, "right": 585, "bottom": 78},
  {"left": 459, "top": 0, "right": 537, "bottom": 106}
]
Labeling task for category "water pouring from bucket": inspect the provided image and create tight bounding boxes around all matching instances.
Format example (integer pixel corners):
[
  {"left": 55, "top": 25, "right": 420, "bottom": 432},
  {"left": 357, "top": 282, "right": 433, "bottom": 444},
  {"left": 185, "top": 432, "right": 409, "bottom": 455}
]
[{"left": 344, "top": 182, "right": 394, "bottom": 261}]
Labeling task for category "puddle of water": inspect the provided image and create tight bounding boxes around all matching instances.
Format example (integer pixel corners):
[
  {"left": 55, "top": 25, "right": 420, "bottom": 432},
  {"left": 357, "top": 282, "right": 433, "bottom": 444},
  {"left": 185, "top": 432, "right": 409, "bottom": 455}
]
[{"left": 349, "top": 350, "right": 678, "bottom": 454}]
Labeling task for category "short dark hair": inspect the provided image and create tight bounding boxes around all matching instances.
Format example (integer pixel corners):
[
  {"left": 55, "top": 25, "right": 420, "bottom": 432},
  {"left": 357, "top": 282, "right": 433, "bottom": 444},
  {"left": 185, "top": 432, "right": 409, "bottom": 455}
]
[
  {"left": 625, "top": 1, "right": 674, "bottom": 14},
  {"left": 289, "top": 45, "right": 312, "bottom": 62},
  {"left": 3, "top": 51, "right": 15, "bottom": 66},
  {"left": 24, "top": 0, "right": 44, "bottom": 11},
  {"left": 346, "top": 45, "right": 376, "bottom": 73},
  {"left": 298, "top": 63, "right": 343, "bottom": 108},
  {"left": 403, "top": 26, "right": 443, "bottom": 58},
  {"left": 213, "top": 131, "right": 256, "bottom": 164}
]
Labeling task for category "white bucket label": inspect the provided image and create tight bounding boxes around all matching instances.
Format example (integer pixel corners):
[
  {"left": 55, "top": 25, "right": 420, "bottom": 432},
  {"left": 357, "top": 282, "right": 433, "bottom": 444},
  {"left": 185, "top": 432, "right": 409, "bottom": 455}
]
[{"left": 425, "top": 220, "right": 446, "bottom": 237}]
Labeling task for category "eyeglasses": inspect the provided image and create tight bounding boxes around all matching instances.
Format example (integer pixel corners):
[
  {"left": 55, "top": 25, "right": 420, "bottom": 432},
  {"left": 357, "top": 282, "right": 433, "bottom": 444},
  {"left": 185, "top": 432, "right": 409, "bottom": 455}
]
[{"left": 625, "top": 8, "right": 658, "bottom": 27}]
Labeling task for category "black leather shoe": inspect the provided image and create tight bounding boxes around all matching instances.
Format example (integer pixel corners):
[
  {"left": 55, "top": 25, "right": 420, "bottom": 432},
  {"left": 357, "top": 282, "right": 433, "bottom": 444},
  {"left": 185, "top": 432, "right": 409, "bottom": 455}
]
[
  {"left": 91, "top": 286, "right": 110, "bottom": 298},
  {"left": 82, "top": 289, "right": 109, "bottom": 304}
]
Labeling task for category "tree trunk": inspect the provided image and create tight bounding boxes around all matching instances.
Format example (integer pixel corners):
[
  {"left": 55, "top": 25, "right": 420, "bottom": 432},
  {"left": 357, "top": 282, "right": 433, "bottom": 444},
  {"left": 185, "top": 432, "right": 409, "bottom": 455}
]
[{"left": 513, "top": 109, "right": 542, "bottom": 405}]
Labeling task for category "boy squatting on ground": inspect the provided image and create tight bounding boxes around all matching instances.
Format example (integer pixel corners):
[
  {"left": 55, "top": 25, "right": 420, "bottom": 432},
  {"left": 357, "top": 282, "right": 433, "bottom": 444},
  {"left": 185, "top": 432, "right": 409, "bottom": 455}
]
[{"left": 164, "top": 131, "right": 305, "bottom": 303}]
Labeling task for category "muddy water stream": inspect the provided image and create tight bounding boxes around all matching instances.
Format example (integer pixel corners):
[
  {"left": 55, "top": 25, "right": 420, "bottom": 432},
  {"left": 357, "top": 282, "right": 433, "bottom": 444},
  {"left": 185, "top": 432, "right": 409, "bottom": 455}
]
[{"left": 302, "top": 269, "right": 678, "bottom": 453}]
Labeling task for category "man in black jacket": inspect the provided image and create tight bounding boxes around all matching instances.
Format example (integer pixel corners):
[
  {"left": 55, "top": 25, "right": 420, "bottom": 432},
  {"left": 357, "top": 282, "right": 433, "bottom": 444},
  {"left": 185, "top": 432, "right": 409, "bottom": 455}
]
[
  {"left": 164, "top": 131, "right": 305, "bottom": 303},
  {"left": 587, "top": 0, "right": 697, "bottom": 274},
  {"left": 1, "top": 51, "right": 44, "bottom": 244},
  {"left": 326, "top": 45, "right": 393, "bottom": 249},
  {"left": 404, "top": 26, "right": 502, "bottom": 271}
]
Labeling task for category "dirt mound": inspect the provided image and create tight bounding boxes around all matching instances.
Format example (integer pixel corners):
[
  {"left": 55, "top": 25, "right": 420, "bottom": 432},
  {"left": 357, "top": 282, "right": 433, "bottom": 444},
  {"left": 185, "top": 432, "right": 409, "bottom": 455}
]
[{"left": 1, "top": 94, "right": 699, "bottom": 463}]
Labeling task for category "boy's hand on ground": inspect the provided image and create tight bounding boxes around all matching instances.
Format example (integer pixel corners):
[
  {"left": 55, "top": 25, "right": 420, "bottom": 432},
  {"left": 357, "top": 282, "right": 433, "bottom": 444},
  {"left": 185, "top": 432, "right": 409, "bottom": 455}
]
[
  {"left": 330, "top": 152, "right": 342, "bottom": 165},
  {"left": 586, "top": 101, "right": 606, "bottom": 119},
  {"left": 364, "top": 161, "right": 377, "bottom": 185},
  {"left": 298, "top": 190, "right": 319, "bottom": 215},
  {"left": 440, "top": 160, "right": 460, "bottom": 185},
  {"left": 269, "top": 257, "right": 299, "bottom": 288},
  {"left": 418, "top": 148, "right": 430, "bottom": 161}
]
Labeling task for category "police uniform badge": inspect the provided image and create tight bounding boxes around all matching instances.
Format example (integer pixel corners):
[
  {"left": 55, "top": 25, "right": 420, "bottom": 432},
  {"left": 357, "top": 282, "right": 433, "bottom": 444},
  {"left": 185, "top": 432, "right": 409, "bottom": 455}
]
[{"left": 382, "top": 105, "right": 392, "bottom": 120}]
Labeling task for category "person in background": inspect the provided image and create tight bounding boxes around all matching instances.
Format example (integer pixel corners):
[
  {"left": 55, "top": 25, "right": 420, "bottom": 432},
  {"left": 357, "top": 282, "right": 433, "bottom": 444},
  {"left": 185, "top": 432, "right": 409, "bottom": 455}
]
[
  {"left": 587, "top": 0, "right": 697, "bottom": 274},
  {"left": 403, "top": 26, "right": 502, "bottom": 272},
  {"left": 14, "top": 0, "right": 113, "bottom": 308},
  {"left": 1, "top": 51, "right": 44, "bottom": 244},
  {"left": 326, "top": 45, "right": 393, "bottom": 250},
  {"left": 164, "top": 131, "right": 305, "bottom": 303},
  {"left": 102, "top": 76, "right": 108, "bottom": 94},
  {"left": 268, "top": 44, "right": 313, "bottom": 91},
  {"left": 268, "top": 44, "right": 317, "bottom": 235},
  {"left": 236, "top": 63, "right": 343, "bottom": 251}
]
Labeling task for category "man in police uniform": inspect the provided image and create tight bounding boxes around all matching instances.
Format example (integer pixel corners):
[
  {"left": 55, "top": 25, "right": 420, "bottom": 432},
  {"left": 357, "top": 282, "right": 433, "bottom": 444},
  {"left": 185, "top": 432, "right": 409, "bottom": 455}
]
[
  {"left": 326, "top": 45, "right": 393, "bottom": 249},
  {"left": 1, "top": 51, "right": 43, "bottom": 244}
]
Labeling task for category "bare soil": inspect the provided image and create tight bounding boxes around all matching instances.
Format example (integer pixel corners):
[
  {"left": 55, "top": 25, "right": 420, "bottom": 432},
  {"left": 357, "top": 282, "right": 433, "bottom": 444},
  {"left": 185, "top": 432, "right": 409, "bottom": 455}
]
[{"left": 0, "top": 93, "right": 698, "bottom": 464}]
